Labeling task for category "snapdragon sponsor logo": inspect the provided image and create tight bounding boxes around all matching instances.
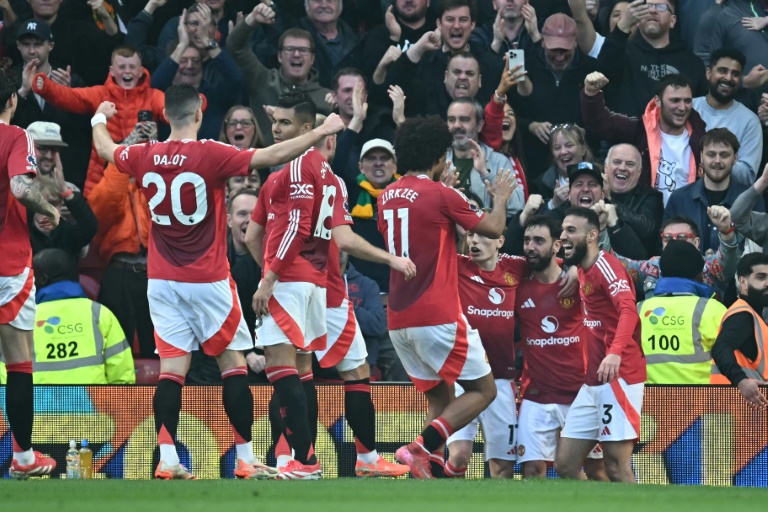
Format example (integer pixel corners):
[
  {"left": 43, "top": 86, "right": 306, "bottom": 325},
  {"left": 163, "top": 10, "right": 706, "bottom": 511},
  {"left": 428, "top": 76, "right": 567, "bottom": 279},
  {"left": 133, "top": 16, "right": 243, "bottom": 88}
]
[
  {"left": 466, "top": 305, "right": 514, "bottom": 319},
  {"left": 583, "top": 319, "right": 602, "bottom": 328},
  {"left": 526, "top": 335, "right": 580, "bottom": 347}
]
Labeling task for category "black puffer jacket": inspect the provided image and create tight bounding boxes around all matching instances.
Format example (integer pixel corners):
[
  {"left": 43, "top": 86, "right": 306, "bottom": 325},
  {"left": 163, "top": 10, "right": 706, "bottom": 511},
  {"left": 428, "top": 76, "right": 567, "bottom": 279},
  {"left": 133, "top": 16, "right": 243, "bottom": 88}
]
[{"left": 611, "top": 183, "right": 664, "bottom": 257}]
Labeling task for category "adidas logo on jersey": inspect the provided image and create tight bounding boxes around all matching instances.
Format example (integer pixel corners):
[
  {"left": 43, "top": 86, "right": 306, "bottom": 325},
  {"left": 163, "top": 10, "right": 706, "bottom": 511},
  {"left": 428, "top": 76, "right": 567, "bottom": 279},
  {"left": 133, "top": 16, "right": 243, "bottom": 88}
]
[
  {"left": 520, "top": 298, "right": 536, "bottom": 308},
  {"left": 600, "top": 426, "right": 611, "bottom": 436},
  {"left": 471, "top": 276, "right": 485, "bottom": 284}
]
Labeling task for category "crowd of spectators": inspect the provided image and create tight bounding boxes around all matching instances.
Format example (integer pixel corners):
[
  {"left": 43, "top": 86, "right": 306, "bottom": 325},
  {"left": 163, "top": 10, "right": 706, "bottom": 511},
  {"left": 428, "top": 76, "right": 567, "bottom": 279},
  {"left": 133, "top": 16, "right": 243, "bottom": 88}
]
[{"left": 1, "top": 0, "right": 767, "bottom": 385}]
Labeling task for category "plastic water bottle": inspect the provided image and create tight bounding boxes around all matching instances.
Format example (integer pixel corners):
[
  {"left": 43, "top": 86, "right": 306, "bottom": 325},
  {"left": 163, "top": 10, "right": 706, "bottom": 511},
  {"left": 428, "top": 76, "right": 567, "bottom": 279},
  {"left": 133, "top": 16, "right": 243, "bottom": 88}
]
[
  {"left": 66, "top": 440, "right": 80, "bottom": 479},
  {"left": 79, "top": 439, "right": 93, "bottom": 479}
]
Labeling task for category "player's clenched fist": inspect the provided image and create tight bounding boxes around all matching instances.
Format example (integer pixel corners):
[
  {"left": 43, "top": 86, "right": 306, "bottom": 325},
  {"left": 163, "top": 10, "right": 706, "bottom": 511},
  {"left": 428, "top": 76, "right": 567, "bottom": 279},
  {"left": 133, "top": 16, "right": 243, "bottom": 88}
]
[
  {"left": 317, "top": 113, "right": 345, "bottom": 135},
  {"left": 584, "top": 72, "right": 609, "bottom": 96},
  {"left": 96, "top": 101, "right": 118, "bottom": 119},
  {"left": 519, "top": 194, "right": 543, "bottom": 225}
]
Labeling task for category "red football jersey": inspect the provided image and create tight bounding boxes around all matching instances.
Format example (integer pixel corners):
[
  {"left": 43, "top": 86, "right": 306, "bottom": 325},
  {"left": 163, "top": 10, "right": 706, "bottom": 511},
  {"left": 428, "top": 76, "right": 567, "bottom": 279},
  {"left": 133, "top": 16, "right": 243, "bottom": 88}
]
[
  {"left": 578, "top": 251, "right": 646, "bottom": 386},
  {"left": 113, "top": 140, "right": 254, "bottom": 283},
  {"left": 515, "top": 276, "right": 587, "bottom": 404},
  {"left": 457, "top": 254, "right": 527, "bottom": 379},
  {"left": 378, "top": 175, "right": 485, "bottom": 329},
  {"left": 261, "top": 148, "right": 345, "bottom": 287},
  {"left": 0, "top": 122, "right": 37, "bottom": 276},
  {"left": 326, "top": 175, "right": 354, "bottom": 308}
]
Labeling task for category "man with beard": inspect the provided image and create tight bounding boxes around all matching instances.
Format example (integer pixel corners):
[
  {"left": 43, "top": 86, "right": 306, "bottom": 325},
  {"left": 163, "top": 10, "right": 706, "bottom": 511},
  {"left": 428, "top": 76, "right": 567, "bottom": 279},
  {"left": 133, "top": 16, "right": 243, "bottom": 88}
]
[
  {"left": 555, "top": 207, "right": 645, "bottom": 483},
  {"left": 581, "top": 72, "right": 707, "bottom": 205},
  {"left": 595, "top": 0, "right": 707, "bottom": 118},
  {"left": 357, "top": 0, "right": 436, "bottom": 78},
  {"left": 298, "top": 0, "right": 358, "bottom": 88},
  {"left": 445, "top": 98, "right": 524, "bottom": 215},
  {"left": 711, "top": 253, "right": 768, "bottom": 409},
  {"left": 664, "top": 128, "right": 762, "bottom": 256},
  {"left": 446, "top": 228, "right": 529, "bottom": 479},
  {"left": 515, "top": 214, "right": 605, "bottom": 480},
  {"left": 692, "top": 48, "right": 763, "bottom": 183},
  {"left": 471, "top": 0, "right": 540, "bottom": 54}
]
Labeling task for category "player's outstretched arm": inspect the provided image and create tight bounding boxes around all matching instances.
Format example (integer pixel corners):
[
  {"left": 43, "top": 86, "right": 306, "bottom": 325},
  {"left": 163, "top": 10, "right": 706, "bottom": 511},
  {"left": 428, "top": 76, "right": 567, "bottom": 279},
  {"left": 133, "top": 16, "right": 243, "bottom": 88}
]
[
  {"left": 10, "top": 174, "right": 60, "bottom": 227},
  {"left": 332, "top": 224, "right": 416, "bottom": 280},
  {"left": 91, "top": 102, "right": 120, "bottom": 164},
  {"left": 244, "top": 220, "right": 266, "bottom": 268},
  {"left": 473, "top": 169, "right": 517, "bottom": 238},
  {"left": 250, "top": 114, "right": 346, "bottom": 168}
]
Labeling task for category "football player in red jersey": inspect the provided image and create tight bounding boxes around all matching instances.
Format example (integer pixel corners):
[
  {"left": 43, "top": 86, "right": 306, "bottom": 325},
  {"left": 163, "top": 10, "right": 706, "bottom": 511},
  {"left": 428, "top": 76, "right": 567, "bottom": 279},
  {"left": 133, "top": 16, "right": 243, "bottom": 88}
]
[
  {"left": 91, "top": 86, "right": 346, "bottom": 480},
  {"left": 0, "top": 68, "right": 60, "bottom": 479},
  {"left": 515, "top": 215, "right": 606, "bottom": 480},
  {"left": 378, "top": 116, "right": 518, "bottom": 479},
  {"left": 556, "top": 207, "right": 645, "bottom": 483}
]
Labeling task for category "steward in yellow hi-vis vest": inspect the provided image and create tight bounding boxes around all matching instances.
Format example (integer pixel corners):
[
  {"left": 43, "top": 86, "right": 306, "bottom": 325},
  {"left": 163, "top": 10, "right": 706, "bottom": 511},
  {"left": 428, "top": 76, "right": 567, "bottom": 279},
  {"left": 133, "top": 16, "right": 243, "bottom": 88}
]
[
  {"left": 711, "top": 253, "right": 768, "bottom": 409},
  {"left": 31, "top": 249, "right": 135, "bottom": 384},
  {"left": 639, "top": 241, "right": 727, "bottom": 384}
]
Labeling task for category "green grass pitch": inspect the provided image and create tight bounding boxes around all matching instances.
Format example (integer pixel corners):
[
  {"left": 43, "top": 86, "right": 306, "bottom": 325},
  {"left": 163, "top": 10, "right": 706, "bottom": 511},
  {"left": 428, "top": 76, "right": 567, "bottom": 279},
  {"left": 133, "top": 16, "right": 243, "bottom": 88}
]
[{"left": 3, "top": 479, "right": 768, "bottom": 512}]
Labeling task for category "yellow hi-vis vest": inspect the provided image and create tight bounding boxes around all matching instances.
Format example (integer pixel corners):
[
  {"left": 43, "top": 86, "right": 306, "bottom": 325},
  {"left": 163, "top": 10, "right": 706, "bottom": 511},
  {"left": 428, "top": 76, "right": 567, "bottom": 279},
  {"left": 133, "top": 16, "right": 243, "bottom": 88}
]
[
  {"left": 32, "top": 298, "right": 135, "bottom": 384},
  {"left": 711, "top": 298, "right": 768, "bottom": 384},
  {"left": 639, "top": 294, "right": 726, "bottom": 384}
]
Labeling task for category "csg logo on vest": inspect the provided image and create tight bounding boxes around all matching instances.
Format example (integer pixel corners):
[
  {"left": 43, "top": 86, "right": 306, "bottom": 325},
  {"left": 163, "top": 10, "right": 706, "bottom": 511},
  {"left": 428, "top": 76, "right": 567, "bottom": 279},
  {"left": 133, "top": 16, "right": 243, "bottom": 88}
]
[
  {"left": 644, "top": 307, "right": 685, "bottom": 326},
  {"left": 36, "top": 316, "right": 84, "bottom": 335}
]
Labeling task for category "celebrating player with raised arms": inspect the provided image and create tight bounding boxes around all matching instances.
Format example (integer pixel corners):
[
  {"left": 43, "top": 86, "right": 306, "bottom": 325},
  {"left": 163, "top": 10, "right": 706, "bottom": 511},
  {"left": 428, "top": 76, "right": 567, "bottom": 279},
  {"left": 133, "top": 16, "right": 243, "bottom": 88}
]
[
  {"left": 91, "top": 85, "right": 346, "bottom": 480},
  {"left": 378, "top": 115, "right": 517, "bottom": 479}
]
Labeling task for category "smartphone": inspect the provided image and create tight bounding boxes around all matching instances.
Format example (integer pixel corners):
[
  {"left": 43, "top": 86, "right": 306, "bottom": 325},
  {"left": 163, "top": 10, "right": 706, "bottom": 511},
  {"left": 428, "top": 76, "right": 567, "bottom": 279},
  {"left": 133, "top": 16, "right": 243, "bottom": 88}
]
[
  {"left": 138, "top": 110, "right": 153, "bottom": 122},
  {"left": 507, "top": 50, "right": 526, "bottom": 82}
]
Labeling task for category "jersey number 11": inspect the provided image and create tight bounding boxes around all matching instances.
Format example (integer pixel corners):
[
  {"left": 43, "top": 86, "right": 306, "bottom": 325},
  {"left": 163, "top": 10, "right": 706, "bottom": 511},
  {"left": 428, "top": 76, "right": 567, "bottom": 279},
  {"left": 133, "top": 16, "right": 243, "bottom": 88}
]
[{"left": 383, "top": 208, "right": 410, "bottom": 258}]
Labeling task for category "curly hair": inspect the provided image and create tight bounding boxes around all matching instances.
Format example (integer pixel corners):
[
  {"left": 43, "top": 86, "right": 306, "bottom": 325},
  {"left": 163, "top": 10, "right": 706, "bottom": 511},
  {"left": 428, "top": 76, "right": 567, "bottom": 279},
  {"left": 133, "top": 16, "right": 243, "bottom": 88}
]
[{"left": 394, "top": 116, "right": 453, "bottom": 174}]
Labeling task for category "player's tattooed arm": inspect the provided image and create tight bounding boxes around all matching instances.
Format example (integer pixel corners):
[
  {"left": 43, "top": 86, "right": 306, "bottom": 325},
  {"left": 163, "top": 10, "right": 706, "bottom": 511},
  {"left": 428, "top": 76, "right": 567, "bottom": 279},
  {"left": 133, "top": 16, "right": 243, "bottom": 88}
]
[{"left": 10, "top": 174, "right": 58, "bottom": 219}]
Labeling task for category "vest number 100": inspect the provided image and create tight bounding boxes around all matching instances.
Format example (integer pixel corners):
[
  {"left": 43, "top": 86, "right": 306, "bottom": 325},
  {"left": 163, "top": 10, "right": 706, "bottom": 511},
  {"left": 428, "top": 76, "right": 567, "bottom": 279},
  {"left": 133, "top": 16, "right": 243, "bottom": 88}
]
[{"left": 647, "top": 334, "right": 680, "bottom": 351}]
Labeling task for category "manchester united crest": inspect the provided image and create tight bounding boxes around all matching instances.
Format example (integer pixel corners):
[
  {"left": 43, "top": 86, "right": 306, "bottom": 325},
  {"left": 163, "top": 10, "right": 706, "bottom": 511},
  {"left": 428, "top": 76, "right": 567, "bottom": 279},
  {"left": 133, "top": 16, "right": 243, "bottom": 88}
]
[
  {"left": 517, "top": 445, "right": 525, "bottom": 457},
  {"left": 583, "top": 282, "right": 593, "bottom": 296},
  {"left": 559, "top": 296, "right": 575, "bottom": 309},
  {"left": 504, "top": 273, "right": 516, "bottom": 286}
]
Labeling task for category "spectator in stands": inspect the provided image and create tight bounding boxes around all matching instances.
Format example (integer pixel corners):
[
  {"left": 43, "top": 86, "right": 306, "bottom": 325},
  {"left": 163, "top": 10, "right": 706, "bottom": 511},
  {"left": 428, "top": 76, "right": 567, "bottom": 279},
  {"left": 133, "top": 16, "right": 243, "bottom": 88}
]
[
  {"left": 31, "top": 249, "right": 135, "bottom": 384},
  {"left": 219, "top": 106, "right": 264, "bottom": 197},
  {"left": 88, "top": 157, "right": 154, "bottom": 358},
  {"left": 158, "top": 0, "right": 236, "bottom": 53},
  {"left": 665, "top": 128, "right": 761, "bottom": 255},
  {"left": 568, "top": 0, "right": 627, "bottom": 59},
  {"left": 0, "top": 1, "right": 16, "bottom": 31},
  {"left": 227, "top": 6, "right": 332, "bottom": 145},
  {"left": 445, "top": 97, "right": 524, "bottom": 214},
  {"left": 3, "top": 0, "right": 123, "bottom": 86},
  {"left": 639, "top": 240, "right": 726, "bottom": 384},
  {"left": 471, "top": 0, "right": 541, "bottom": 54},
  {"left": 596, "top": 0, "right": 707, "bottom": 117},
  {"left": 539, "top": 124, "right": 592, "bottom": 201},
  {"left": 299, "top": 0, "right": 358, "bottom": 88},
  {"left": 227, "top": 188, "right": 261, "bottom": 337},
  {"left": 692, "top": 48, "right": 763, "bottom": 183},
  {"left": 515, "top": 13, "right": 599, "bottom": 184},
  {"left": 357, "top": 0, "right": 436, "bottom": 78},
  {"left": 694, "top": 0, "right": 768, "bottom": 83},
  {"left": 26, "top": 123, "right": 97, "bottom": 261},
  {"left": 384, "top": 0, "right": 504, "bottom": 108},
  {"left": 581, "top": 72, "right": 707, "bottom": 205},
  {"left": 602, "top": 143, "right": 664, "bottom": 257},
  {"left": 151, "top": 4, "right": 243, "bottom": 140},
  {"left": 613, "top": 211, "right": 740, "bottom": 298},
  {"left": 730, "top": 163, "right": 768, "bottom": 256},
  {"left": 711, "top": 252, "right": 768, "bottom": 409},
  {"left": 11, "top": 20, "right": 91, "bottom": 189},
  {"left": 32, "top": 46, "right": 166, "bottom": 196},
  {"left": 330, "top": 68, "right": 396, "bottom": 175},
  {"left": 342, "top": 251, "right": 406, "bottom": 381}
]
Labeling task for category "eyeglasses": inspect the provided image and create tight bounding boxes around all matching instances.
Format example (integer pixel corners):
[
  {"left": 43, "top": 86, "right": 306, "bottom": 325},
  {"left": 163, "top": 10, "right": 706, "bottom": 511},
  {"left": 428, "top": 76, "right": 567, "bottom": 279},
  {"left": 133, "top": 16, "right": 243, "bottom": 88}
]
[
  {"left": 647, "top": 3, "right": 672, "bottom": 12},
  {"left": 227, "top": 119, "right": 255, "bottom": 128},
  {"left": 550, "top": 123, "right": 575, "bottom": 134},
  {"left": 281, "top": 46, "right": 313, "bottom": 55},
  {"left": 660, "top": 232, "right": 695, "bottom": 243}
]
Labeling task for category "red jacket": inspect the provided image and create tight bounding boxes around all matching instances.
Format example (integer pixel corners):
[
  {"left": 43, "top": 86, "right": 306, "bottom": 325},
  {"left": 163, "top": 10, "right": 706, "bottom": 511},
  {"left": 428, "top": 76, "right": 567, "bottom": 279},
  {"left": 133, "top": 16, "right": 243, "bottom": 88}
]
[{"left": 32, "top": 68, "right": 166, "bottom": 196}]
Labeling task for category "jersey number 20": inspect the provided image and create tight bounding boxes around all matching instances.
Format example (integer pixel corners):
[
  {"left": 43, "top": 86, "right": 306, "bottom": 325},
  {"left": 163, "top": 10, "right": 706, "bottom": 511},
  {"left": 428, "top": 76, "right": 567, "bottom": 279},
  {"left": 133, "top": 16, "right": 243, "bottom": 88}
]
[
  {"left": 144, "top": 172, "right": 208, "bottom": 226},
  {"left": 383, "top": 208, "right": 410, "bottom": 257}
]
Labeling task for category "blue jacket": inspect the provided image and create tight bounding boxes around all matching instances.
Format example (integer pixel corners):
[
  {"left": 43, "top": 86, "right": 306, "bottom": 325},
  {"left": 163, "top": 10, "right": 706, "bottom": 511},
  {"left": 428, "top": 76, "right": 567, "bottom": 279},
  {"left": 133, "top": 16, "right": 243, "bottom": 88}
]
[
  {"left": 664, "top": 178, "right": 761, "bottom": 255},
  {"left": 345, "top": 263, "right": 386, "bottom": 339},
  {"left": 36, "top": 280, "right": 87, "bottom": 304},
  {"left": 653, "top": 277, "right": 715, "bottom": 299}
]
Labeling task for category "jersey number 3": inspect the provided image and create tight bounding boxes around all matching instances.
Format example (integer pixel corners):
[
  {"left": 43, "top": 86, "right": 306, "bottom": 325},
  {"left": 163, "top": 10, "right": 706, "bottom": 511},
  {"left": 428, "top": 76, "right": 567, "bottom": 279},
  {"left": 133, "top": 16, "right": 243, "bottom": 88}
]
[
  {"left": 383, "top": 208, "right": 410, "bottom": 257},
  {"left": 143, "top": 172, "right": 208, "bottom": 226}
]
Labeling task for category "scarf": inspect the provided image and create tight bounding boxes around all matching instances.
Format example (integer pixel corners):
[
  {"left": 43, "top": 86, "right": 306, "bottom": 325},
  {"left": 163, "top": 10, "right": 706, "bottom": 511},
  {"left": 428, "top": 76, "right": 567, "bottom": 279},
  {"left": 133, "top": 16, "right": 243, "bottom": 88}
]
[{"left": 351, "top": 173, "right": 401, "bottom": 219}]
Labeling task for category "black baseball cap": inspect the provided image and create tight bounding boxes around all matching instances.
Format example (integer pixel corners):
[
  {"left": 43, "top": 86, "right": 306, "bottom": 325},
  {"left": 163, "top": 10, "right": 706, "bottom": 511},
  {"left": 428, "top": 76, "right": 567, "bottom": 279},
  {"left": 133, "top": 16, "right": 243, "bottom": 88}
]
[
  {"left": 17, "top": 19, "right": 53, "bottom": 42},
  {"left": 660, "top": 240, "right": 704, "bottom": 280},
  {"left": 567, "top": 161, "right": 603, "bottom": 188}
]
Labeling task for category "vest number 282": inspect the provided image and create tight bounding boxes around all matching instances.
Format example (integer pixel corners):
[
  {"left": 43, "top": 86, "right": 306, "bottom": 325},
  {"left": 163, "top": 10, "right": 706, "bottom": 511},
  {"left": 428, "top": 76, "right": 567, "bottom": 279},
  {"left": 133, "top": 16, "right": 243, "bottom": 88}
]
[
  {"left": 46, "top": 342, "right": 79, "bottom": 359},
  {"left": 383, "top": 208, "right": 410, "bottom": 257}
]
